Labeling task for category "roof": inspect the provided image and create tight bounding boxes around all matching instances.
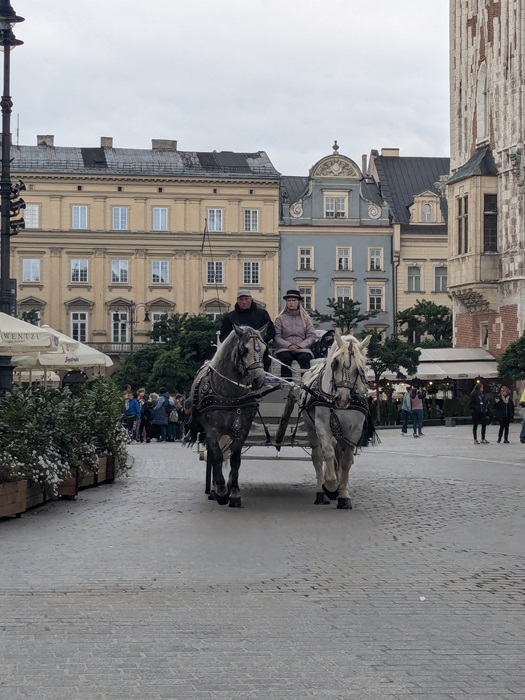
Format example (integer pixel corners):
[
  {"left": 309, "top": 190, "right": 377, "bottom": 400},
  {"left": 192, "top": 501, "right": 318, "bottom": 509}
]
[
  {"left": 373, "top": 155, "right": 450, "bottom": 225},
  {"left": 447, "top": 146, "right": 498, "bottom": 185},
  {"left": 417, "top": 347, "right": 498, "bottom": 380},
  {"left": 281, "top": 176, "right": 308, "bottom": 204},
  {"left": 11, "top": 146, "right": 281, "bottom": 179}
]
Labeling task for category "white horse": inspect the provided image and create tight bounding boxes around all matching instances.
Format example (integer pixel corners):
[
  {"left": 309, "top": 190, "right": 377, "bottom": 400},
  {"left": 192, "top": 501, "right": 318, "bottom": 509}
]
[{"left": 300, "top": 330, "right": 371, "bottom": 509}]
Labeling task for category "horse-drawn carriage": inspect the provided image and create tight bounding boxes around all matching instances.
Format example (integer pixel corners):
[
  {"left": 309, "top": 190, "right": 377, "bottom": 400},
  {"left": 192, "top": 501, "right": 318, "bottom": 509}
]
[{"left": 185, "top": 325, "right": 373, "bottom": 510}]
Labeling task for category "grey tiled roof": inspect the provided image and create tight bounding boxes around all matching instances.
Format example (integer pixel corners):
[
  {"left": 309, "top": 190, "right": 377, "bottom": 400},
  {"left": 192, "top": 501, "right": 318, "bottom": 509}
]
[
  {"left": 280, "top": 176, "right": 308, "bottom": 204},
  {"left": 374, "top": 155, "right": 450, "bottom": 225},
  {"left": 447, "top": 146, "right": 497, "bottom": 185},
  {"left": 11, "top": 146, "right": 281, "bottom": 179}
]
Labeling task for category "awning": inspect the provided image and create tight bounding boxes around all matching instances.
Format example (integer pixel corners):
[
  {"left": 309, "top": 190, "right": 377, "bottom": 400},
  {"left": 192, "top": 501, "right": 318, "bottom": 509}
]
[
  {"left": 414, "top": 363, "right": 448, "bottom": 380},
  {"left": 430, "top": 361, "right": 499, "bottom": 380},
  {"left": 416, "top": 348, "right": 499, "bottom": 380}
]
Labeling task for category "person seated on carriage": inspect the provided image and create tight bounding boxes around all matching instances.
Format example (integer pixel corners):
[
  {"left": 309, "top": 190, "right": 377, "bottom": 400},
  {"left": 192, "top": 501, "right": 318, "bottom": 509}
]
[
  {"left": 219, "top": 289, "right": 275, "bottom": 370},
  {"left": 274, "top": 289, "right": 317, "bottom": 379}
]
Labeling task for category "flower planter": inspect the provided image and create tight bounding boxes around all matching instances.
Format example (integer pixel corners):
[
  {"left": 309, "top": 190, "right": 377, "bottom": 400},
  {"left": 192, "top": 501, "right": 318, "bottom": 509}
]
[
  {"left": 105, "top": 455, "right": 116, "bottom": 482},
  {"left": 25, "top": 481, "right": 46, "bottom": 510},
  {"left": 78, "top": 468, "right": 96, "bottom": 490},
  {"left": 0, "top": 480, "right": 28, "bottom": 518},
  {"left": 95, "top": 456, "right": 109, "bottom": 485},
  {"left": 58, "top": 467, "right": 79, "bottom": 499}
]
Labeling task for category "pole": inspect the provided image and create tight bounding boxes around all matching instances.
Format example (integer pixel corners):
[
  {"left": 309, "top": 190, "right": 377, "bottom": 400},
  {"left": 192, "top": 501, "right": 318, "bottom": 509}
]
[
  {"left": 129, "top": 302, "right": 135, "bottom": 354},
  {"left": 0, "top": 31, "right": 13, "bottom": 391}
]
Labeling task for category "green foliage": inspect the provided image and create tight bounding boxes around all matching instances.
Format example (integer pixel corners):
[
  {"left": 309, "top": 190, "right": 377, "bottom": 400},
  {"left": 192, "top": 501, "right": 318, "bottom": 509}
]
[
  {"left": 114, "top": 313, "right": 220, "bottom": 392},
  {"left": 310, "top": 298, "right": 378, "bottom": 334},
  {"left": 497, "top": 334, "right": 525, "bottom": 380},
  {"left": 364, "top": 331, "right": 420, "bottom": 382},
  {"left": 397, "top": 300, "right": 452, "bottom": 346},
  {"left": 20, "top": 309, "right": 40, "bottom": 326},
  {"left": 442, "top": 395, "right": 470, "bottom": 417}
]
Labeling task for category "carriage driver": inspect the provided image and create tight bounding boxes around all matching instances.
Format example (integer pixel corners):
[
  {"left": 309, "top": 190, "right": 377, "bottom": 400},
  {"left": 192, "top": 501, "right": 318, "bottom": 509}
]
[{"left": 219, "top": 289, "right": 275, "bottom": 371}]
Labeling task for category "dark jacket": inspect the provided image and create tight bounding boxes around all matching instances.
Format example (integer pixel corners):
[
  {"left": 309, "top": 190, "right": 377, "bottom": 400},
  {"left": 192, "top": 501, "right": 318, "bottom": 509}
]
[
  {"left": 469, "top": 392, "right": 486, "bottom": 416},
  {"left": 141, "top": 400, "right": 154, "bottom": 423},
  {"left": 152, "top": 392, "right": 171, "bottom": 426},
  {"left": 219, "top": 300, "right": 275, "bottom": 345},
  {"left": 494, "top": 395, "right": 515, "bottom": 423}
]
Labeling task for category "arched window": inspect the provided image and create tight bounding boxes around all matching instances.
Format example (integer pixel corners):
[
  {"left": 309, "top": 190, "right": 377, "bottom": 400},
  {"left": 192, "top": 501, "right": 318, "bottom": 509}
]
[{"left": 422, "top": 203, "right": 432, "bottom": 223}]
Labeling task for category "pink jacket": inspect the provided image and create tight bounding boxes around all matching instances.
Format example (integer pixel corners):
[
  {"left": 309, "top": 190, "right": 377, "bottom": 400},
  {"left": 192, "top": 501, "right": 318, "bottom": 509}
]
[{"left": 274, "top": 309, "right": 317, "bottom": 356}]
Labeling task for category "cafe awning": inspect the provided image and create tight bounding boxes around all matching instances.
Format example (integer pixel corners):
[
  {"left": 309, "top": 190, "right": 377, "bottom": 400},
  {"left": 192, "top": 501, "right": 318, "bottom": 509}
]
[{"left": 416, "top": 347, "right": 499, "bottom": 380}]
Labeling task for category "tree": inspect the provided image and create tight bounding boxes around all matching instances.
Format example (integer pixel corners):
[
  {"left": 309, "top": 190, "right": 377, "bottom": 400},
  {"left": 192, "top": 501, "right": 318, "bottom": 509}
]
[
  {"left": 362, "top": 331, "right": 420, "bottom": 421},
  {"left": 498, "top": 334, "right": 525, "bottom": 380},
  {"left": 148, "top": 312, "right": 188, "bottom": 348},
  {"left": 20, "top": 309, "right": 40, "bottom": 326},
  {"left": 310, "top": 298, "right": 378, "bottom": 334},
  {"left": 111, "top": 344, "right": 167, "bottom": 391},
  {"left": 148, "top": 348, "right": 196, "bottom": 394},
  {"left": 397, "top": 300, "right": 452, "bottom": 347}
]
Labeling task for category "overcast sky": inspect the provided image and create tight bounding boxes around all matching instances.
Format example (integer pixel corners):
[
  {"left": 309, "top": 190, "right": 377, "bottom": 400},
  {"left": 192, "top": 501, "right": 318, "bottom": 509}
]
[{"left": 11, "top": 0, "right": 449, "bottom": 175}]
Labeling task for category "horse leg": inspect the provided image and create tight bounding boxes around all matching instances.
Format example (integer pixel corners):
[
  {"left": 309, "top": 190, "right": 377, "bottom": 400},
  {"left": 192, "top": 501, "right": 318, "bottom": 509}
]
[
  {"left": 316, "top": 422, "right": 339, "bottom": 500},
  {"left": 227, "top": 443, "right": 242, "bottom": 508},
  {"left": 336, "top": 447, "right": 354, "bottom": 510},
  {"left": 207, "top": 436, "right": 229, "bottom": 505}
]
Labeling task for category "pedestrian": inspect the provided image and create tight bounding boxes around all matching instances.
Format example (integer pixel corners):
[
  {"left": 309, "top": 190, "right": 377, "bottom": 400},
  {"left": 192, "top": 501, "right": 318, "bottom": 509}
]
[
  {"left": 274, "top": 289, "right": 317, "bottom": 379},
  {"left": 519, "top": 387, "right": 525, "bottom": 444},
  {"left": 401, "top": 385, "right": 412, "bottom": 436},
  {"left": 219, "top": 289, "right": 275, "bottom": 370},
  {"left": 140, "top": 393, "right": 155, "bottom": 443},
  {"left": 151, "top": 386, "right": 170, "bottom": 442},
  {"left": 410, "top": 385, "right": 426, "bottom": 438},
  {"left": 125, "top": 391, "right": 141, "bottom": 440},
  {"left": 469, "top": 383, "right": 490, "bottom": 444},
  {"left": 494, "top": 385, "right": 515, "bottom": 443}
]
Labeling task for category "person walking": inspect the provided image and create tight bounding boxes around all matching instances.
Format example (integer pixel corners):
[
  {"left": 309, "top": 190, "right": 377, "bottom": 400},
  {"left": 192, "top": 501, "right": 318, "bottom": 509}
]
[
  {"left": 470, "top": 383, "right": 490, "bottom": 444},
  {"left": 401, "top": 386, "right": 412, "bottom": 436},
  {"left": 274, "top": 289, "right": 317, "bottom": 379},
  {"left": 494, "top": 385, "right": 515, "bottom": 443},
  {"left": 410, "top": 385, "right": 426, "bottom": 438},
  {"left": 219, "top": 289, "right": 275, "bottom": 370}
]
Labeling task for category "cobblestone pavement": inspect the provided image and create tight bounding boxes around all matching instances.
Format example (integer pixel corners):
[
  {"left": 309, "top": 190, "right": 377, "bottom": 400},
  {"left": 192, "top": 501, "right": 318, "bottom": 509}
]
[{"left": 1, "top": 424, "right": 525, "bottom": 700}]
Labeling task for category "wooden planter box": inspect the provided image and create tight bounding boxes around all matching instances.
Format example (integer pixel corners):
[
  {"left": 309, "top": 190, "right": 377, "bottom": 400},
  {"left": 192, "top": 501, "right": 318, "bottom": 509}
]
[
  {"left": 0, "top": 480, "right": 28, "bottom": 518},
  {"left": 58, "top": 467, "right": 78, "bottom": 499},
  {"left": 25, "top": 481, "right": 46, "bottom": 509},
  {"left": 78, "top": 466, "right": 96, "bottom": 490},
  {"left": 95, "top": 456, "right": 108, "bottom": 485}
]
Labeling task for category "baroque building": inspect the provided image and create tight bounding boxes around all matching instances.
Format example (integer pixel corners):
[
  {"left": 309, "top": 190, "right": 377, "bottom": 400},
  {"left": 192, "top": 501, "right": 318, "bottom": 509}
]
[
  {"left": 280, "top": 143, "right": 394, "bottom": 337},
  {"left": 10, "top": 136, "right": 280, "bottom": 358},
  {"left": 448, "top": 0, "right": 524, "bottom": 357}
]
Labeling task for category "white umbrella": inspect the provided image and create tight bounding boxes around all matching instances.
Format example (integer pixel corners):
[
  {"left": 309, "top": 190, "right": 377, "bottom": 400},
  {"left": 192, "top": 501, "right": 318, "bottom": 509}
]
[
  {"left": 0, "top": 313, "right": 71, "bottom": 354},
  {"left": 12, "top": 326, "right": 113, "bottom": 370}
]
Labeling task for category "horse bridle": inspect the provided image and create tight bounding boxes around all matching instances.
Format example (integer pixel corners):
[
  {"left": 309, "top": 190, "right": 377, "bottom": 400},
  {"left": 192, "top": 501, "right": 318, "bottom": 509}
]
[
  {"left": 237, "top": 331, "right": 265, "bottom": 377},
  {"left": 330, "top": 340, "right": 365, "bottom": 395}
]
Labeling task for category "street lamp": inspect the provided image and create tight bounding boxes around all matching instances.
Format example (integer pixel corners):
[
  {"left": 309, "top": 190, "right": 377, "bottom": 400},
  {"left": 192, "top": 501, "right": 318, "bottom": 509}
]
[
  {"left": 113, "top": 301, "right": 150, "bottom": 354},
  {"left": 0, "top": 0, "right": 23, "bottom": 392}
]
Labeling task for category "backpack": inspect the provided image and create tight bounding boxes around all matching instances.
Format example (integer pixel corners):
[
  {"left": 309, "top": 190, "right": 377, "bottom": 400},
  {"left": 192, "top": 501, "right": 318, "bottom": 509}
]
[{"left": 168, "top": 408, "right": 179, "bottom": 423}]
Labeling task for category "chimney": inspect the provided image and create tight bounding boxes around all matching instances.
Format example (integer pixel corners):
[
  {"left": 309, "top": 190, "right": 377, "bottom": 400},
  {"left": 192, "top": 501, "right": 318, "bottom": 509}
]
[
  {"left": 362, "top": 154, "right": 367, "bottom": 175},
  {"left": 37, "top": 135, "right": 54, "bottom": 147},
  {"left": 101, "top": 136, "right": 113, "bottom": 148},
  {"left": 381, "top": 148, "right": 400, "bottom": 157},
  {"left": 152, "top": 139, "right": 177, "bottom": 151}
]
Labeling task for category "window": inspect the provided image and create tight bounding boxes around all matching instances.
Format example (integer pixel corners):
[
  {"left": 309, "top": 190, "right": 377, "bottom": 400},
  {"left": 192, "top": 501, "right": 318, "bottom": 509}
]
[
  {"left": 457, "top": 194, "right": 468, "bottom": 254},
  {"left": 111, "top": 260, "right": 129, "bottom": 284},
  {"left": 112, "top": 207, "right": 128, "bottom": 230},
  {"left": 243, "top": 261, "right": 260, "bottom": 285},
  {"left": 24, "top": 204, "right": 40, "bottom": 229},
  {"left": 152, "top": 207, "right": 168, "bottom": 231},
  {"left": 483, "top": 194, "right": 497, "bottom": 252},
  {"left": 244, "top": 210, "right": 259, "bottom": 232},
  {"left": 208, "top": 209, "right": 223, "bottom": 232},
  {"left": 71, "top": 259, "right": 88, "bottom": 283},
  {"left": 480, "top": 322, "right": 489, "bottom": 349},
  {"left": 71, "top": 312, "right": 88, "bottom": 343},
  {"left": 336, "top": 247, "right": 352, "bottom": 271},
  {"left": 298, "top": 286, "right": 313, "bottom": 311},
  {"left": 435, "top": 266, "right": 448, "bottom": 292},
  {"left": 325, "top": 195, "right": 347, "bottom": 218},
  {"left": 369, "top": 248, "right": 383, "bottom": 271},
  {"left": 112, "top": 312, "right": 128, "bottom": 343},
  {"left": 152, "top": 260, "right": 169, "bottom": 284},
  {"left": 408, "top": 266, "right": 421, "bottom": 292},
  {"left": 298, "top": 247, "right": 313, "bottom": 271},
  {"left": 207, "top": 261, "right": 223, "bottom": 285},
  {"left": 369, "top": 286, "right": 384, "bottom": 311},
  {"left": 72, "top": 205, "right": 88, "bottom": 229},
  {"left": 22, "top": 259, "right": 40, "bottom": 282},
  {"left": 335, "top": 286, "right": 353, "bottom": 304},
  {"left": 422, "top": 203, "right": 432, "bottom": 222}
]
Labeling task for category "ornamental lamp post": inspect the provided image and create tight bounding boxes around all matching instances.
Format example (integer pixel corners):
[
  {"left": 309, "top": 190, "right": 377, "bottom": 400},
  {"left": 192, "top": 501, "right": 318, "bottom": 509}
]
[
  {"left": 0, "top": 0, "right": 23, "bottom": 393},
  {"left": 113, "top": 301, "right": 150, "bottom": 354}
]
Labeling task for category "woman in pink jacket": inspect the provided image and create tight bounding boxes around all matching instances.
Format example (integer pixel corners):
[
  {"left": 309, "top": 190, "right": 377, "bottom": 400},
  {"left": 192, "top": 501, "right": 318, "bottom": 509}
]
[{"left": 274, "top": 289, "right": 317, "bottom": 378}]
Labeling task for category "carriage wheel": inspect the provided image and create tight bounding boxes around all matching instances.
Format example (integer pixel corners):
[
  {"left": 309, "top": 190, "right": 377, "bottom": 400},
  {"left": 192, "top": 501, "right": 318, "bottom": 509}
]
[{"left": 205, "top": 451, "right": 212, "bottom": 495}]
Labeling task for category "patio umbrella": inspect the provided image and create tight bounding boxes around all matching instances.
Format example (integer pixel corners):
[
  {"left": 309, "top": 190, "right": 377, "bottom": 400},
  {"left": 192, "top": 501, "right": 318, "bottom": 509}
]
[
  {"left": 12, "top": 326, "right": 113, "bottom": 370},
  {"left": 0, "top": 313, "right": 73, "bottom": 355}
]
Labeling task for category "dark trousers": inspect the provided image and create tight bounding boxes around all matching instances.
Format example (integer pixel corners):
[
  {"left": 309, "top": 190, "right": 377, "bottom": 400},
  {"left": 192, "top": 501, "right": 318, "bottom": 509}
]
[
  {"left": 401, "top": 409, "right": 411, "bottom": 434},
  {"left": 472, "top": 413, "right": 487, "bottom": 440},
  {"left": 498, "top": 418, "right": 511, "bottom": 442},
  {"left": 278, "top": 351, "right": 311, "bottom": 378}
]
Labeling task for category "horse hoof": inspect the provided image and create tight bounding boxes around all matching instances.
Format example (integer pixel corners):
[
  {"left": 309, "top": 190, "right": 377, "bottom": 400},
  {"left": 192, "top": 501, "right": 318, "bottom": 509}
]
[
  {"left": 216, "top": 495, "right": 229, "bottom": 506},
  {"left": 322, "top": 484, "right": 340, "bottom": 501},
  {"left": 314, "top": 492, "right": 330, "bottom": 505},
  {"left": 337, "top": 497, "right": 352, "bottom": 510},
  {"left": 208, "top": 493, "right": 216, "bottom": 501},
  {"left": 229, "top": 497, "right": 242, "bottom": 508}
]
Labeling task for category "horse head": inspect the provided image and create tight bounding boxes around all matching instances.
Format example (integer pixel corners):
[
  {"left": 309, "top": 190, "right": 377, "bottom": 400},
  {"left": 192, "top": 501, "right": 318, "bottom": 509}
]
[
  {"left": 327, "top": 330, "right": 371, "bottom": 408},
  {"left": 232, "top": 324, "right": 267, "bottom": 390}
]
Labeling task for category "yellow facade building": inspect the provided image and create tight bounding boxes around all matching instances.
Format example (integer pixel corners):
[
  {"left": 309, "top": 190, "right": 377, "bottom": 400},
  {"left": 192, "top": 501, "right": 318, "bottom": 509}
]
[{"left": 11, "top": 137, "right": 280, "bottom": 358}]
